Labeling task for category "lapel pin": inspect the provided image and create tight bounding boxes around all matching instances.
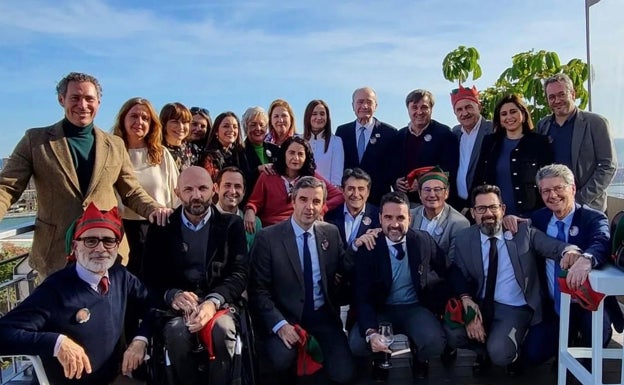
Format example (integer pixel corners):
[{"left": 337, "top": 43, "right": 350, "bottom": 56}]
[
  {"left": 424, "top": 134, "right": 432, "bottom": 142},
  {"left": 375, "top": 133, "right": 381, "bottom": 138},
  {"left": 321, "top": 239, "right": 329, "bottom": 251},
  {"left": 76, "top": 308, "right": 91, "bottom": 324},
  {"left": 265, "top": 149, "right": 272, "bottom": 158},
  {"left": 362, "top": 216, "right": 371, "bottom": 226},
  {"left": 504, "top": 231, "right": 513, "bottom": 240},
  {"left": 369, "top": 138, "right": 377, "bottom": 145},
  {"left": 569, "top": 226, "right": 579, "bottom": 237}
]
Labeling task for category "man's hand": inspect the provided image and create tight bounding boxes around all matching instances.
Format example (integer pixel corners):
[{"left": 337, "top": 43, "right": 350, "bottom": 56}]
[
  {"left": 465, "top": 314, "right": 486, "bottom": 343},
  {"left": 186, "top": 300, "right": 217, "bottom": 333},
  {"left": 369, "top": 333, "right": 392, "bottom": 353},
  {"left": 460, "top": 296, "right": 481, "bottom": 318},
  {"left": 148, "top": 207, "right": 173, "bottom": 226},
  {"left": 244, "top": 209, "right": 257, "bottom": 234},
  {"left": 566, "top": 257, "right": 592, "bottom": 291},
  {"left": 276, "top": 323, "right": 300, "bottom": 349},
  {"left": 171, "top": 291, "right": 200, "bottom": 312},
  {"left": 353, "top": 230, "right": 381, "bottom": 251},
  {"left": 57, "top": 337, "right": 92, "bottom": 379},
  {"left": 502, "top": 215, "right": 527, "bottom": 234},
  {"left": 395, "top": 177, "right": 410, "bottom": 193},
  {"left": 122, "top": 340, "right": 147, "bottom": 376},
  {"left": 561, "top": 251, "right": 582, "bottom": 270}
]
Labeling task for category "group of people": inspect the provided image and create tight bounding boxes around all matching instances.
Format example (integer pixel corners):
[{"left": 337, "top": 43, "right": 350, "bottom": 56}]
[{"left": 0, "top": 70, "right": 620, "bottom": 385}]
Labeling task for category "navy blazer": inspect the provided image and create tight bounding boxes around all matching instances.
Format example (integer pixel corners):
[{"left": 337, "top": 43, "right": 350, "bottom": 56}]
[
  {"left": 324, "top": 203, "right": 380, "bottom": 247},
  {"left": 353, "top": 229, "right": 445, "bottom": 335},
  {"left": 336, "top": 118, "right": 397, "bottom": 205}
]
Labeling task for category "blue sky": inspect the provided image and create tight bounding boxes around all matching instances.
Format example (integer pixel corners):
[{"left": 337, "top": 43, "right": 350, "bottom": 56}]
[{"left": 0, "top": 0, "right": 622, "bottom": 158}]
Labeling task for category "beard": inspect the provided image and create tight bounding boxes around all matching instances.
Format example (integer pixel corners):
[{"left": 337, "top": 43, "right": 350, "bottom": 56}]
[
  {"left": 479, "top": 216, "right": 502, "bottom": 237},
  {"left": 76, "top": 251, "right": 115, "bottom": 274},
  {"left": 184, "top": 198, "right": 211, "bottom": 216}
]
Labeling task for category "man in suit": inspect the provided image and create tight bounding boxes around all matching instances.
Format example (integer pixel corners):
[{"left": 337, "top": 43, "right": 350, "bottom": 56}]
[
  {"left": 335, "top": 87, "right": 397, "bottom": 205},
  {"left": 325, "top": 168, "right": 380, "bottom": 248},
  {"left": 450, "top": 85, "right": 494, "bottom": 212},
  {"left": 522, "top": 164, "right": 624, "bottom": 364},
  {"left": 537, "top": 73, "right": 616, "bottom": 212},
  {"left": 0, "top": 72, "right": 169, "bottom": 277},
  {"left": 393, "top": 89, "right": 459, "bottom": 204},
  {"left": 0, "top": 203, "right": 151, "bottom": 385},
  {"left": 349, "top": 191, "right": 447, "bottom": 379},
  {"left": 249, "top": 176, "right": 355, "bottom": 384},
  {"left": 446, "top": 184, "right": 580, "bottom": 376},
  {"left": 142, "top": 166, "right": 248, "bottom": 385}
]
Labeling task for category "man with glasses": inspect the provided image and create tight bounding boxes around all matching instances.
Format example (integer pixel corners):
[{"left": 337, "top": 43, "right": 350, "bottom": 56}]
[
  {"left": 446, "top": 185, "right": 580, "bottom": 376},
  {"left": 537, "top": 73, "right": 616, "bottom": 212},
  {"left": 522, "top": 164, "right": 624, "bottom": 365},
  {"left": 0, "top": 203, "right": 153, "bottom": 385}
]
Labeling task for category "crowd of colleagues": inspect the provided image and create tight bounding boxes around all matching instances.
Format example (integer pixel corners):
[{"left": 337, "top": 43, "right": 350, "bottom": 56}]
[{"left": 0, "top": 71, "right": 620, "bottom": 385}]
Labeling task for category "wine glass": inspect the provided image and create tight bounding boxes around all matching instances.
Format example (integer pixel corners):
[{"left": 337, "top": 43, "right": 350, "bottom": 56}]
[
  {"left": 183, "top": 305, "right": 205, "bottom": 353},
  {"left": 378, "top": 322, "right": 394, "bottom": 369}
]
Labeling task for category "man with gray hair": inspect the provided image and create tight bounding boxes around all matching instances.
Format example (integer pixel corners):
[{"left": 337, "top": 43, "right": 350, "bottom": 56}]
[
  {"left": 522, "top": 163, "right": 624, "bottom": 364},
  {"left": 249, "top": 176, "right": 354, "bottom": 384},
  {"left": 0, "top": 72, "right": 170, "bottom": 277},
  {"left": 537, "top": 73, "right": 616, "bottom": 212}
]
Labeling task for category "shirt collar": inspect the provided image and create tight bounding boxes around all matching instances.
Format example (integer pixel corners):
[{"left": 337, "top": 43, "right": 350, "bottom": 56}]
[
  {"left": 357, "top": 118, "right": 375, "bottom": 131},
  {"left": 291, "top": 217, "right": 315, "bottom": 238},
  {"left": 549, "top": 205, "right": 576, "bottom": 227},
  {"left": 479, "top": 229, "right": 503, "bottom": 245},
  {"left": 215, "top": 202, "right": 243, "bottom": 217},
  {"left": 343, "top": 203, "right": 365, "bottom": 219},
  {"left": 461, "top": 116, "right": 482, "bottom": 135},
  {"left": 75, "top": 262, "right": 108, "bottom": 288},
  {"left": 385, "top": 235, "right": 405, "bottom": 247},
  {"left": 181, "top": 206, "right": 212, "bottom": 230}
]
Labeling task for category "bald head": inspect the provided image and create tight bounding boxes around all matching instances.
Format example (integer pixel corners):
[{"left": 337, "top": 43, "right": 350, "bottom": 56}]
[{"left": 175, "top": 166, "right": 214, "bottom": 222}]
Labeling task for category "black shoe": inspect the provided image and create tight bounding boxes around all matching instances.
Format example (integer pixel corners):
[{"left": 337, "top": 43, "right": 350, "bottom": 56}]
[
  {"left": 412, "top": 360, "right": 429, "bottom": 379},
  {"left": 472, "top": 354, "right": 491, "bottom": 376},
  {"left": 506, "top": 358, "right": 523, "bottom": 377},
  {"left": 440, "top": 345, "right": 457, "bottom": 367}
]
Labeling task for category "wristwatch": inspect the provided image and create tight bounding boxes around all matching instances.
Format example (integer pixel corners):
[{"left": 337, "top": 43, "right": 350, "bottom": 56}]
[
  {"left": 206, "top": 297, "right": 222, "bottom": 309},
  {"left": 580, "top": 253, "right": 596, "bottom": 267}
]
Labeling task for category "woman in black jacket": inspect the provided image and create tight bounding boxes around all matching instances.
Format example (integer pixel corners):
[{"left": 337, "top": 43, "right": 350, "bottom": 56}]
[{"left": 473, "top": 95, "right": 552, "bottom": 216}]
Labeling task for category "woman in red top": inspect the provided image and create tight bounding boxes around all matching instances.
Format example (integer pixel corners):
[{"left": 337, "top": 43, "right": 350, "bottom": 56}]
[{"left": 244, "top": 136, "right": 344, "bottom": 232}]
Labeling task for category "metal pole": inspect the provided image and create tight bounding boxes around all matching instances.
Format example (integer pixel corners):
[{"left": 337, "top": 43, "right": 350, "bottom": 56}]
[{"left": 585, "top": 0, "right": 592, "bottom": 111}]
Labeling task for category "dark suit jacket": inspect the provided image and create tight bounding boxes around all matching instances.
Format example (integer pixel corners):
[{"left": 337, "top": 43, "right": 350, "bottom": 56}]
[
  {"left": 324, "top": 203, "right": 380, "bottom": 247},
  {"left": 243, "top": 138, "right": 279, "bottom": 200},
  {"left": 336, "top": 118, "right": 397, "bottom": 205},
  {"left": 141, "top": 206, "right": 248, "bottom": 308},
  {"left": 452, "top": 118, "right": 494, "bottom": 197},
  {"left": 448, "top": 223, "right": 571, "bottom": 325},
  {"left": 530, "top": 204, "right": 624, "bottom": 330},
  {"left": 473, "top": 132, "right": 552, "bottom": 216},
  {"left": 249, "top": 220, "right": 352, "bottom": 334},
  {"left": 537, "top": 110, "right": 616, "bottom": 211},
  {"left": 354, "top": 229, "right": 446, "bottom": 335}
]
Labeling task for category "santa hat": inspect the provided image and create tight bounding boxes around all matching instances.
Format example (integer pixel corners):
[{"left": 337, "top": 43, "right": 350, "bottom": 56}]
[
  {"left": 65, "top": 202, "right": 124, "bottom": 257},
  {"left": 294, "top": 324, "right": 324, "bottom": 376},
  {"left": 450, "top": 85, "right": 480, "bottom": 108},
  {"left": 406, "top": 166, "right": 449, "bottom": 188}
]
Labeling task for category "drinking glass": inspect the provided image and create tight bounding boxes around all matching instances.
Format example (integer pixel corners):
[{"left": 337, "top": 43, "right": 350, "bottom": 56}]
[
  {"left": 183, "top": 305, "right": 205, "bottom": 353},
  {"left": 378, "top": 322, "right": 394, "bottom": 369}
]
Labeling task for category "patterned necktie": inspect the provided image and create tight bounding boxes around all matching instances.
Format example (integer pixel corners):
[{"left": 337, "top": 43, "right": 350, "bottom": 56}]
[
  {"left": 482, "top": 237, "right": 498, "bottom": 328},
  {"left": 302, "top": 232, "right": 314, "bottom": 318},
  {"left": 554, "top": 221, "right": 566, "bottom": 314},
  {"left": 98, "top": 276, "right": 109, "bottom": 295},
  {"left": 357, "top": 127, "right": 366, "bottom": 163},
  {"left": 392, "top": 243, "right": 406, "bottom": 260}
]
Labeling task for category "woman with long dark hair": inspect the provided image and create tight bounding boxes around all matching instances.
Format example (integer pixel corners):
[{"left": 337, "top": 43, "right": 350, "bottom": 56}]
[
  {"left": 303, "top": 99, "right": 344, "bottom": 186},
  {"left": 202, "top": 111, "right": 250, "bottom": 182}
]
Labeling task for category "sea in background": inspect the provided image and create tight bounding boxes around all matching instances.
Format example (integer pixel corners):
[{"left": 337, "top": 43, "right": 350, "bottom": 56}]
[{"left": 0, "top": 214, "right": 35, "bottom": 244}]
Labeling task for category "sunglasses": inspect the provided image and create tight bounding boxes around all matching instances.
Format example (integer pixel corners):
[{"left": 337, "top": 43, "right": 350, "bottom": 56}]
[{"left": 190, "top": 107, "right": 210, "bottom": 116}]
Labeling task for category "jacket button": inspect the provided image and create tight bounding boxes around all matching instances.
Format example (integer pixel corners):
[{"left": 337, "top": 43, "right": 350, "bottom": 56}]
[
  {"left": 515, "top": 187, "right": 520, "bottom": 190},
  {"left": 513, "top": 172, "right": 517, "bottom": 176},
  {"left": 511, "top": 158, "right": 516, "bottom": 162}
]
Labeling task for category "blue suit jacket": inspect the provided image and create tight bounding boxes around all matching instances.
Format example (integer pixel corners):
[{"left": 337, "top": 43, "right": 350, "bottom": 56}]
[
  {"left": 324, "top": 203, "right": 380, "bottom": 247},
  {"left": 353, "top": 229, "right": 445, "bottom": 335},
  {"left": 336, "top": 118, "right": 397, "bottom": 205}
]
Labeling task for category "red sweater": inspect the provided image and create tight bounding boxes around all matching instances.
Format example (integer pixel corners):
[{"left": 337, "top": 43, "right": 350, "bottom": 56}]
[{"left": 246, "top": 172, "right": 344, "bottom": 227}]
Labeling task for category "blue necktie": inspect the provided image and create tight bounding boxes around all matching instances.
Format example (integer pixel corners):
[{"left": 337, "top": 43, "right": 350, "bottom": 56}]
[
  {"left": 302, "top": 232, "right": 315, "bottom": 318},
  {"left": 392, "top": 243, "right": 406, "bottom": 260},
  {"left": 357, "top": 127, "right": 366, "bottom": 163},
  {"left": 554, "top": 221, "right": 566, "bottom": 314}
]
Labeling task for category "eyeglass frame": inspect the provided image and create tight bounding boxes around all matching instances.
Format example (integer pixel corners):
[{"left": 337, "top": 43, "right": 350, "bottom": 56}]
[
  {"left": 472, "top": 204, "right": 503, "bottom": 214},
  {"left": 539, "top": 183, "right": 570, "bottom": 196},
  {"left": 75, "top": 236, "right": 120, "bottom": 249},
  {"left": 420, "top": 186, "right": 447, "bottom": 195},
  {"left": 190, "top": 107, "right": 210, "bottom": 117}
]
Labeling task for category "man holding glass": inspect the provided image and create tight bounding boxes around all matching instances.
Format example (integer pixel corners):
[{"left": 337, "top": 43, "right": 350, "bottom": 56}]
[
  {"left": 446, "top": 184, "right": 580, "bottom": 376},
  {"left": 141, "top": 166, "right": 248, "bottom": 385},
  {"left": 349, "top": 191, "right": 447, "bottom": 379}
]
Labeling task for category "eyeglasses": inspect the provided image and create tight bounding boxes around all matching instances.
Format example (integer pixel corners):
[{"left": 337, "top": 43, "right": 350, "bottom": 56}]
[
  {"left": 421, "top": 187, "right": 446, "bottom": 195},
  {"left": 540, "top": 184, "right": 569, "bottom": 196},
  {"left": 473, "top": 204, "right": 502, "bottom": 214},
  {"left": 76, "top": 237, "right": 120, "bottom": 249},
  {"left": 190, "top": 107, "right": 210, "bottom": 116}
]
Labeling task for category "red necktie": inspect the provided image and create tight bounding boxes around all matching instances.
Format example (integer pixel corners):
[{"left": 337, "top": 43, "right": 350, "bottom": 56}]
[{"left": 98, "top": 276, "right": 109, "bottom": 295}]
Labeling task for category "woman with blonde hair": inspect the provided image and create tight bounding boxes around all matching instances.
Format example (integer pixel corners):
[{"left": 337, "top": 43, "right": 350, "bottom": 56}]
[
  {"left": 266, "top": 98, "right": 296, "bottom": 146},
  {"left": 112, "top": 97, "right": 179, "bottom": 276}
]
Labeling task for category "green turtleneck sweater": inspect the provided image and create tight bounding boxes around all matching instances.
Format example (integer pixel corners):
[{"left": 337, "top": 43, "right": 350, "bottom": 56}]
[{"left": 63, "top": 118, "right": 95, "bottom": 195}]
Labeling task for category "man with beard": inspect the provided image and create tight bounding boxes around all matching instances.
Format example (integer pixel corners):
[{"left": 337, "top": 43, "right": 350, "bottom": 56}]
[
  {"left": 214, "top": 166, "right": 261, "bottom": 249},
  {"left": 0, "top": 203, "right": 151, "bottom": 385},
  {"left": 446, "top": 185, "right": 580, "bottom": 376},
  {"left": 142, "top": 166, "right": 248, "bottom": 385},
  {"left": 349, "top": 191, "right": 447, "bottom": 379}
]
